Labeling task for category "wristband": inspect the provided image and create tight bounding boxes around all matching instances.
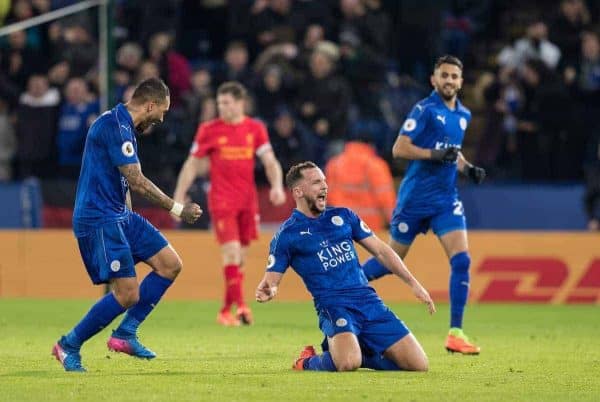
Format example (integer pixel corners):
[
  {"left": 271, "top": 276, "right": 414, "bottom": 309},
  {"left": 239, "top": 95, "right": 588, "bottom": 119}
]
[{"left": 170, "top": 202, "right": 184, "bottom": 217}]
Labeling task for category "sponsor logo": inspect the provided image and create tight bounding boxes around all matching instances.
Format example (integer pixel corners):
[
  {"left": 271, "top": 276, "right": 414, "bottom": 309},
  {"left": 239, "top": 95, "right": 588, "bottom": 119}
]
[
  {"left": 121, "top": 141, "right": 135, "bottom": 157},
  {"left": 402, "top": 118, "right": 417, "bottom": 132},
  {"left": 110, "top": 260, "right": 121, "bottom": 272},
  {"left": 319, "top": 240, "right": 329, "bottom": 248},
  {"left": 331, "top": 216, "right": 344, "bottom": 226},
  {"left": 317, "top": 240, "right": 356, "bottom": 271}
]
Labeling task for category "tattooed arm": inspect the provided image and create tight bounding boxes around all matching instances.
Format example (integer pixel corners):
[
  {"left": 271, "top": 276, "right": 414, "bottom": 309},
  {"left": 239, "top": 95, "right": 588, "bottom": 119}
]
[
  {"left": 119, "top": 163, "right": 173, "bottom": 210},
  {"left": 119, "top": 163, "right": 203, "bottom": 223}
]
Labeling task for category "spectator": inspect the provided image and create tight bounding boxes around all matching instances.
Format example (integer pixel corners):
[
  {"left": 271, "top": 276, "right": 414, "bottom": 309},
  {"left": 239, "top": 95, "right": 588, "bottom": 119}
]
[
  {"left": 0, "top": 30, "right": 46, "bottom": 92},
  {"left": 15, "top": 74, "right": 61, "bottom": 179},
  {"left": 114, "top": 42, "right": 144, "bottom": 101},
  {"left": 0, "top": 99, "right": 16, "bottom": 181},
  {"left": 148, "top": 31, "right": 191, "bottom": 108},
  {"left": 54, "top": 24, "right": 98, "bottom": 79},
  {"left": 325, "top": 132, "right": 395, "bottom": 231},
  {"left": 497, "top": 21, "right": 561, "bottom": 70},
  {"left": 267, "top": 107, "right": 314, "bottom": 176},
  {"left": 296, "top": 41, "right": 351, "bottom": 147},
  {"left": 338, "top": 0, "right": 391, "bottom": 56},
  {"left": 56, "top": 78, "right": 99, "bottom": 179},
  {"left": 517, "top": 59, "right": 579, "bottom": 180},
  {"left": 135, "top": 60, "right": 160, "bottom": 83},
  {"left": 549, "top": 0, "right": 591, "bottom": 67},
  {"left": 253, "top": 64, "right": 292, "bottom": 123},
  {"left": 214, "top": 41, "right": 254, "bottom": 88}
]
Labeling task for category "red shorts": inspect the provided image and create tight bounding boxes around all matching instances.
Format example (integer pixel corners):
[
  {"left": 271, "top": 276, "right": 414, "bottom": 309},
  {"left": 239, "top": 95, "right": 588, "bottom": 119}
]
[{"left": 210, "top": 209, "right": 259, "bottom": 246}]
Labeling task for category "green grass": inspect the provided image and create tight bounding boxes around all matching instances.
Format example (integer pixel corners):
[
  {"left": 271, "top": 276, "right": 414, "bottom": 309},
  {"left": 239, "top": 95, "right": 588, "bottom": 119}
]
[{"left": 0, "top": 300, "right": 598, "bottom": 402}]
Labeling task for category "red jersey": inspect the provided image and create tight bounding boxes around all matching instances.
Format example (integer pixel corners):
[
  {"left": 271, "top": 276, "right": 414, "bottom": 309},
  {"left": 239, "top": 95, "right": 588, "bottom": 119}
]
[{"left": 190, "top": 117, "right": 271, "bottom": 211}]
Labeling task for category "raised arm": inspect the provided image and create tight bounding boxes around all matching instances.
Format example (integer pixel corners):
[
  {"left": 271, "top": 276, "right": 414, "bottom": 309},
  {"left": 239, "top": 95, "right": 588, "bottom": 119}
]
[
  {"left": 173, "top": 155, "right": 209, "bottom": 204},
  {"left": 358, "top": 234, "right": 436, "bottom": 314},
  {"left": 119, "top": 162, "right": 202, "bottom": 223}
]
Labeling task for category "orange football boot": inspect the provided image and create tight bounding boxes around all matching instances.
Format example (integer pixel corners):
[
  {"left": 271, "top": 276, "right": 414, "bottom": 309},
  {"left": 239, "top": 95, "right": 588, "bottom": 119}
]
[
  {"left": 216, "top": 310, "right": 241, "bottom": 326},
  {"left": 236, "top": 306, "right": 254, "bottom": 325},
  {"left": 445, "top": 328, "right": 481, "bottom": 355},
  {"left": 292, "top": 345, "right": 317, "bottom": 370}
]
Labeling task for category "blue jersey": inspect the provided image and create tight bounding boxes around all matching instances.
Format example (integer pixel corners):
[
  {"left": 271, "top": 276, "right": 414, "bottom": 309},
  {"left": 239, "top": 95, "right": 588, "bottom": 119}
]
[
  {"left": 266, "top": 207, "right": 379, "bottom": 308},
  {"left": 396, "top": 90, "right": 471, "bottom": 215},
  {"left": 73, "top": 103, "right": 139, "bottom": 225}
]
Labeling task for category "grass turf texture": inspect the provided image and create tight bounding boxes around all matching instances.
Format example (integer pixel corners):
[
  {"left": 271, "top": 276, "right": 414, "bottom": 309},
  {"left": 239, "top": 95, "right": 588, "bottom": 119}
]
[{"left": 0, "top": 300, "right": 598, "bottom": 402}]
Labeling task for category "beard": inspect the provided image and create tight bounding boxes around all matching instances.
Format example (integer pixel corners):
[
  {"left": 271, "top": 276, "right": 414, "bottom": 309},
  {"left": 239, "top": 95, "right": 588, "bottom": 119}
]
[
  {"left": 305, "top": 195, "right": 326, "bottom": 215},
  {"left": 438, "top": 84, "right": 458, "bottom": 101},
  {"left": 136, "top": 118, "right": 161, "bottom": 134}
]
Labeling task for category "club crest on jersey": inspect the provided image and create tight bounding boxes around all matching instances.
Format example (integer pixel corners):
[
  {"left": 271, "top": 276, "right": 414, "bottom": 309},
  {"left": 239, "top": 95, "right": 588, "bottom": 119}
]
[
  {"left": 360, "top": 220, "right": 371, "bottom": 233},
  {"left": 331, "top": 216, "right": 344, "bottom": 226},
  {"left": 459, "top": 117, "right": 467, "bottom": 130},
  {"left": 121, "top": 141, "right": 134, "bottom": 157},
  {"left": 398, "top": 222, "right": 409, "bottom": 233},
  {"left": 403, "top": 118, "right": 417, "bottom": 132},
  {"left": 110, "top": 260, "right": 121, "bottom": 272},
  {"left": 266, "top": 254, "right": 275, "bottom": 269}
]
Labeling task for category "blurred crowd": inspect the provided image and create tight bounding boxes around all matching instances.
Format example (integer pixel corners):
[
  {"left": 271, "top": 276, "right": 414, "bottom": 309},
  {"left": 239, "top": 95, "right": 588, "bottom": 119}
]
[{"left": 1, "top": 0, "right": 600, "bottom": 226}]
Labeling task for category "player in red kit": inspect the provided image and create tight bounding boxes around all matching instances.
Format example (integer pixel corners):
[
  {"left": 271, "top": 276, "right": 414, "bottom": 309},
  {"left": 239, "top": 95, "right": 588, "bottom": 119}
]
[{"left": 174, "top": 81, "right": 286, "bottom": 326}]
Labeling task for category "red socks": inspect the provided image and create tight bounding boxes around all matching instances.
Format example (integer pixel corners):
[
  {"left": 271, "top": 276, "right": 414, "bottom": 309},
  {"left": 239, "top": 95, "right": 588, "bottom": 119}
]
[{"left": 221, "top": 265, "right": 245, "bottom": 313}]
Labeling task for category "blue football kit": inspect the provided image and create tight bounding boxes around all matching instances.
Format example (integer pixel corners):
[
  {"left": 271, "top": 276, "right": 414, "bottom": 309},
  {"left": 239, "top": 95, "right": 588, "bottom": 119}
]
[
  {"left": 73, "top": 103, "right": 167, "bottom": 284},
  {"left": 390, "top": 90, "right": 472, "bottom": 244},
  {"left": 267, "top": 207, "right": 410, "bottom": 355}
]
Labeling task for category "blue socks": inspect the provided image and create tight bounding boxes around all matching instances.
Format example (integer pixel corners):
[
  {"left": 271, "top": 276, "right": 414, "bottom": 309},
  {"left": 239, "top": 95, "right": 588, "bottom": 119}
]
[
  {"left": 361, "top": 258, "right": 391, "bottom": 281},
  {"left": 361, "top": 354, "right": 401, "bottom": 370},
  {"left": 304, "top": 352, "right": 337, "bottom": 371},
  {"left": 64, "top": 292, "right": 126, "bottom": 349},
  {"left": 114, "top": 272, "right": 173, "bottom": 338},
  {"left": 449, "top": 251, "right": 471, "bottom": 328}
]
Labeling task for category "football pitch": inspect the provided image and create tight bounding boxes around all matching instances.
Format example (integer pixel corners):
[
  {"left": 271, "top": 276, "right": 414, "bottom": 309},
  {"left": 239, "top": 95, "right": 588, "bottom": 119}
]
[{"left": 0, "top": 300, "right": 597, "bottom": 402}]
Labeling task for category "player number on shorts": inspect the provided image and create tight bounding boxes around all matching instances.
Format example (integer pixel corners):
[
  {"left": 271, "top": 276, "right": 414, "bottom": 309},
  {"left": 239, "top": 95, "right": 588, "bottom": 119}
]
[{"left": 453, "top": 201, "right": 464, "bottom": 216}]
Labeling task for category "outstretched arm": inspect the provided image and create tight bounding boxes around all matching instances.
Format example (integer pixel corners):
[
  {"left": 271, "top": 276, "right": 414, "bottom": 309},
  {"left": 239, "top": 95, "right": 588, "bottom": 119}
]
[
  {"left": 255, "top": 271, "right": 284, "bottom": 303},
  {"left": 119, "top": 163, "right": 202, "bottom": 223},
  {"left": 358, "top": 234, "right": 436, "bottom": 314}
]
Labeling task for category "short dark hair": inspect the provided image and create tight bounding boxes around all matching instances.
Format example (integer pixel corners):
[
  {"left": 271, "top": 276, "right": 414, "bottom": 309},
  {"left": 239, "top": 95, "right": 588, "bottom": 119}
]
[
  {"left": 217, "top": 81, "right": 247, "bottom": 100},
  {"left": 285, "top": 161, "right": 318, "bottom": 188},
  {"left": 131, "top": 78, "right": 169, "bottom": 104},
  {"left": 434, "top": 55, "right": 463, "bottom": 71}
]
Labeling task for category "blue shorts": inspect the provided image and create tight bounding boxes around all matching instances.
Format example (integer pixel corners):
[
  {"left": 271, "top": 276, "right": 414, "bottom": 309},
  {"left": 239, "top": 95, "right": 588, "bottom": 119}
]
[
  {"left": 73, "top": 212, "right": 168, "bottom": 285},
  {"left": 390, "top": 200, "right": 467, "bottom": 245},
  {"left": 318, "top": 299, "right": 410, "bottom": 355}
]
